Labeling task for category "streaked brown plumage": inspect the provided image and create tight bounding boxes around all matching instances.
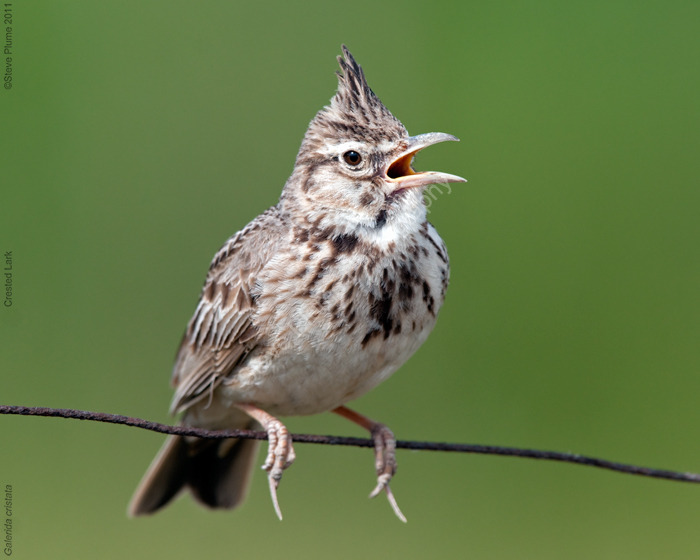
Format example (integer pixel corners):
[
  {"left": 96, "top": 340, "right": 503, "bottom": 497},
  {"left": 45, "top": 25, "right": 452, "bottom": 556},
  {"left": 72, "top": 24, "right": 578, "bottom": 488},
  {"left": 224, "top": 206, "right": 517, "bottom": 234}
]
[{"left": 129, "top": 45, "right": 465, "bottom": 521}]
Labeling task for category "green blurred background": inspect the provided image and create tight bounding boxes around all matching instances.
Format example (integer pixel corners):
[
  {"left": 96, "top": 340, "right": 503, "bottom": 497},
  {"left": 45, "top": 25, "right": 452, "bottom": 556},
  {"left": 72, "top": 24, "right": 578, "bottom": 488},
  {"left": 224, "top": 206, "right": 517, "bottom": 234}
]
[{"left": 2, "top": 1, "right": 700, "bottom": 558}]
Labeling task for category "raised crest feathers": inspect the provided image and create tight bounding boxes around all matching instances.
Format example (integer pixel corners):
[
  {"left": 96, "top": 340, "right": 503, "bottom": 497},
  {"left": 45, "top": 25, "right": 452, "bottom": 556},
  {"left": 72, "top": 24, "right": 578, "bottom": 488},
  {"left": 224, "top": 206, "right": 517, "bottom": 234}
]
[{"left": 299, "top": 45, "right": 407, "bottom": 150}]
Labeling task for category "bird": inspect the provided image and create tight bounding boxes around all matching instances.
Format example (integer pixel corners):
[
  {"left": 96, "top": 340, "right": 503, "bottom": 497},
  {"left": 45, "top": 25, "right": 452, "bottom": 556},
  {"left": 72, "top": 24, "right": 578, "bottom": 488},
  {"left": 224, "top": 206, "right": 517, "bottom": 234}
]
[{"left": 128, "top": 45, "right": 465, "bottom": 522}]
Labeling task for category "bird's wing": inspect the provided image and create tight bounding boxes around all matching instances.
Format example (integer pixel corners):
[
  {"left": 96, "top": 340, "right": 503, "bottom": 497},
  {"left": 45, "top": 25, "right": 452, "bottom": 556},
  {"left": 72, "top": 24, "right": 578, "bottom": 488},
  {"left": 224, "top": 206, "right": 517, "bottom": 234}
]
[{"left": 169, "top": 207, "right": 284, "bottom": 415}]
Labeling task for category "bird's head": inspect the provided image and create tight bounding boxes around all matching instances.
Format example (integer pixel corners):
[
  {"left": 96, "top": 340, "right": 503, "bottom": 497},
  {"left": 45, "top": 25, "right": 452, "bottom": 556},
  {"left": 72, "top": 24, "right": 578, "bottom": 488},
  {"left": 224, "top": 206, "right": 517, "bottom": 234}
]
[{"left": 281, "top": 46, "right": 465, "bottom": 238}]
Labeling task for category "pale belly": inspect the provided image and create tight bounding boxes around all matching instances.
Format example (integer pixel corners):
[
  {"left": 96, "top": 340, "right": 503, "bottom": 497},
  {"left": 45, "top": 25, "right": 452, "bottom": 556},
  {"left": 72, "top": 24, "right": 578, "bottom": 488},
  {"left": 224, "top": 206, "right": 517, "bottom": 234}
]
[{"left": 218, "top": 315, "right": 435, "bottom": 416}]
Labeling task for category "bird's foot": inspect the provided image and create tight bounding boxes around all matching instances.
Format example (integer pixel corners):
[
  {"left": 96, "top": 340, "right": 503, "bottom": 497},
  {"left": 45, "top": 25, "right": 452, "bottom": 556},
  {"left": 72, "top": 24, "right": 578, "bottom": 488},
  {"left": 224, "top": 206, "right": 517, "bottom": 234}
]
[
  {"left": 261, "top": 417, "right": 296, "bottom": 520},
  {"left": 368, "top": 422, "right": 406, "bottom": 523},
  {"left": 332, "top": 406, "right": 407, "bottom": 522},
  {"left": 235, "top": 404, "right": 295, "bottom": 520}
]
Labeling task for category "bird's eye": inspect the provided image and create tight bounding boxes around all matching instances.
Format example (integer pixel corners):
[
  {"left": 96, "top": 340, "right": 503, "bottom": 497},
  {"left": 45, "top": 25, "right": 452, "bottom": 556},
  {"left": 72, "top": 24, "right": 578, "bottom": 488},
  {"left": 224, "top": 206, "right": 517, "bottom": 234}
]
[{"left": 343, "top": 151, "right": 362, "bottom": 166}]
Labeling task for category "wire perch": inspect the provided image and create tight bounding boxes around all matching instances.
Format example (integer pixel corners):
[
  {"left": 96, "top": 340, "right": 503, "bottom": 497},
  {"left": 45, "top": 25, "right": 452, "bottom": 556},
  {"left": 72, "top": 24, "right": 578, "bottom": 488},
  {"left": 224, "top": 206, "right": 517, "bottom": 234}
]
[{"left": 1, "top": 404, "right": 699, "bottom": 484}]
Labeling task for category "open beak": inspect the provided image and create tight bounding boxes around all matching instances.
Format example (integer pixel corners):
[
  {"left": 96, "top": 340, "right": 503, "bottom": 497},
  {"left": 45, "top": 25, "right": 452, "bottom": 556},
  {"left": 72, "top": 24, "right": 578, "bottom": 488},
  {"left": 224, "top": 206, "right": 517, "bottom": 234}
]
[{"left": 385, "top": 132, "right": 466, "bottom": 189}]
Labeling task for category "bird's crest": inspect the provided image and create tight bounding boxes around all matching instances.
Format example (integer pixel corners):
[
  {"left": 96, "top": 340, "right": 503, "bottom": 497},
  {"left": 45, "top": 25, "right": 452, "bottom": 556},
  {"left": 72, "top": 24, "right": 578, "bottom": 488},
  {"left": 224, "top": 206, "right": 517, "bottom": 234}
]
[
  {"left": 332, "top": 46, "right": 392, "bottom": 124},
  {"left": 299, "top": 46, "right": 407, "bottom": 154}
]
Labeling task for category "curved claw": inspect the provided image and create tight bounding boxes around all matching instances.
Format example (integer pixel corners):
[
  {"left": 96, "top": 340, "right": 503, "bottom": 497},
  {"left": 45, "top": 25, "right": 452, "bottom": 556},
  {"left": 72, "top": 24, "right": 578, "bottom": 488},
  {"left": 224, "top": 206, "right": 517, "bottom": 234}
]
[
  {"left": 268, "top": 474, "right": 284, "bottom": 521},
  {"left": 368, "top": 472, "right": 407, "bottom": 523},
  {"left": 383, "top": 484, "right": 407, "bottom": 523}
]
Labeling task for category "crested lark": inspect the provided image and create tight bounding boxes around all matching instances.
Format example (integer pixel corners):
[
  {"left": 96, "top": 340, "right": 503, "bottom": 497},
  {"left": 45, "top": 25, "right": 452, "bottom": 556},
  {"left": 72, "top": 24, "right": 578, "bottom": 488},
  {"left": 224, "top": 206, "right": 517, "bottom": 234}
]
[{"left": 129, "top": 46, "right": 465, "bottom": 522}]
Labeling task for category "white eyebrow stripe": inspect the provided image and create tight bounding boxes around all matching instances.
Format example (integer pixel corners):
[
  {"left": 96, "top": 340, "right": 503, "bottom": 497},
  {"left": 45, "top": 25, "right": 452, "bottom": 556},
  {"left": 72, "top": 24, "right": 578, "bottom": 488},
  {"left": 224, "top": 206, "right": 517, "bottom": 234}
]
[{"left": 317, "top": 140, "right": 397, "bottom": 156}]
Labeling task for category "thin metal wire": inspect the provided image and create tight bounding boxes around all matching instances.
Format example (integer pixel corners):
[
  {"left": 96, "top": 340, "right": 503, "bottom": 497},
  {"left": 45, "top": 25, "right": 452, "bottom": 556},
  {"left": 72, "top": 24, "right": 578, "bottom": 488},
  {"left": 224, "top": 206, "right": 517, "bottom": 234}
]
[{"left": 2, "top": 404, "right": 699, "bottom": 484}]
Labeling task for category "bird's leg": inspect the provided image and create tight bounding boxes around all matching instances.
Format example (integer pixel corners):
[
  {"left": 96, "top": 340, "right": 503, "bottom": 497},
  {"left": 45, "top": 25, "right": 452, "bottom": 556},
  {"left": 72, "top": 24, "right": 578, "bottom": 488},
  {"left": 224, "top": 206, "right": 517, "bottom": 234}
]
[
  {"left": 235, "top": 403, "right": 295, "bottom": 520},
  {"left": 332, "top": 405, "right": 407, "bottom": 522}
]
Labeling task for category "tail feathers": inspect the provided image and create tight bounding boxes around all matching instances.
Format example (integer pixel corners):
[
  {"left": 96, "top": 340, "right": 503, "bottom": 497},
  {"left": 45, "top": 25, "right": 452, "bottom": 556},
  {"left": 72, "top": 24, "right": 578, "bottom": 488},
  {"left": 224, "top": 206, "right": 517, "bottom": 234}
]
[
  {"left": 128, "top": 435, "right": 190, "bottom": 516},
  {"left": 189, "top": 435, "right": 260, "bottom": 509},
  {"left": 128, "top": 432, "right": 260, "bottom": 516}
]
